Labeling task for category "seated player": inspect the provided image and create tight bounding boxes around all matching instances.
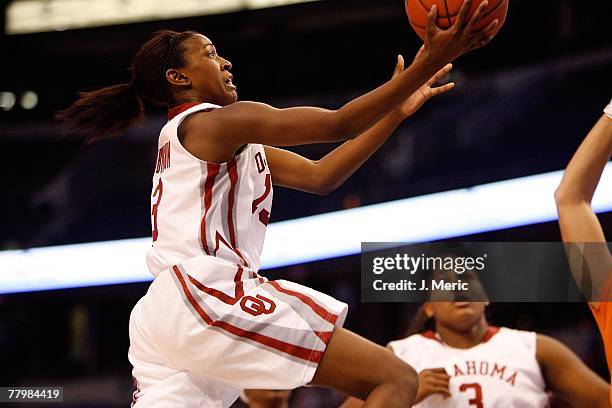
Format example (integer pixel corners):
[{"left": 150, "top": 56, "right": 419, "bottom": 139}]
[{"left": 341, "top": 299, "right": 609, "bottom": 407}]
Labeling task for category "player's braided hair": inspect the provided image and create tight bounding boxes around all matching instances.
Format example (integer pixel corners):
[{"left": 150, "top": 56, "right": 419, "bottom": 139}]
[{"left": 56, "top": 30, "right": 197, "bottom": 144}]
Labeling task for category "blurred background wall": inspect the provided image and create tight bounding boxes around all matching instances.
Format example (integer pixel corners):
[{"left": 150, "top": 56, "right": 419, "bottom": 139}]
[{"left": 0, "top": 0, "right": 611, "bottom": 406}]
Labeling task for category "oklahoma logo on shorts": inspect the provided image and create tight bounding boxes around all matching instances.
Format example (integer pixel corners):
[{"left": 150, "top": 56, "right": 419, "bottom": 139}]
[{"left": 240, "top": 294, "right": 276, "bottom": 316}]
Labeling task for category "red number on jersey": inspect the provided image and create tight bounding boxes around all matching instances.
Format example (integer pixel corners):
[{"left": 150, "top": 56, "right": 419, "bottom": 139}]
[
  {"left": 459, "top": 383, "right": 483, "bottom": 408},
  {"left": 252, "top": 173, "right": 271, "bottom": 226},
  {"left": 151, "top": 179, "right": 164, "bottom": 242}
]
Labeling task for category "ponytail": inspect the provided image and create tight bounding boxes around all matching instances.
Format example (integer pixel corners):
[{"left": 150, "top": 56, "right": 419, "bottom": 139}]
[
  {"left": 56, "top": 83, "right": 144, "bottom": 144},
  {"left": 57, "top": 29, "right": 198, "bottom": 144}
]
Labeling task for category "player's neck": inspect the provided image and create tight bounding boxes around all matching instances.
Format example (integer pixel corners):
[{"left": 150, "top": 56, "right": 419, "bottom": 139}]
[{"left": 436, "top": 318, "right": 488, "bottom": 349}]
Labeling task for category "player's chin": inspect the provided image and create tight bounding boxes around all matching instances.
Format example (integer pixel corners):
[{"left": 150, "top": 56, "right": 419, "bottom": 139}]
[
  {"left": 224, "top": 87, "right": 238, "bottom": 103},
  {"left": 217, "top": 90, "right": 238, "bottom": 106}
]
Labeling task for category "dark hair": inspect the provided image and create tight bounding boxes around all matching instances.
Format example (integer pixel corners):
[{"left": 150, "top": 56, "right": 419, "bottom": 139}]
[
  {"left": 405, "top": 304, "right": 435, "bottom": 336},
  {"left": 56, "top": 30, "right": 198, "bottom": 143}
]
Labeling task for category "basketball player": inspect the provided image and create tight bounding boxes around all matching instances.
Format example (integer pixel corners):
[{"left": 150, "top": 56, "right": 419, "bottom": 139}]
[
  {"left": 341, "top": 301, "right": 610, "bottom": 407},
  {"left": 555, "top": 98, "right": 612, "bottom": 403},
  {"left": 57, "top": 1, "right": 499, "bottom": 406}
]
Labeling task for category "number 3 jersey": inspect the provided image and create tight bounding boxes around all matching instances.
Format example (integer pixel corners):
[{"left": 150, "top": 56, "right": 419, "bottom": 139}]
[
  {"left": 146, "top": 102, "right": 273, "bottom": 277},
  {"left": 388, "top": 327, "right": 548, "bottom": 408}
]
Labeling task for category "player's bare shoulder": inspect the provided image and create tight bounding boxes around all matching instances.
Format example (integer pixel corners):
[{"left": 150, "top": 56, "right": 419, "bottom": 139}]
[{"left": 179, "top": 106, "right": 243, "bottom": 163}]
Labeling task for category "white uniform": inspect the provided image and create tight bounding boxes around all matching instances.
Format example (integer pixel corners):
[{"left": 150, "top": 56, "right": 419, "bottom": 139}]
[
  {"left": 388, "top": 327, "right": 548, "bottom": 408},
  {"left": 129, "top": 103, "right": 348, "bottom": 407}
]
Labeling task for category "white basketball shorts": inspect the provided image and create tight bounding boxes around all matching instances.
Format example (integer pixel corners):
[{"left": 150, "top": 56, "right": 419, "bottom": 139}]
[{"left": 128, "top": 256, "right": 348, "bottom": 407}]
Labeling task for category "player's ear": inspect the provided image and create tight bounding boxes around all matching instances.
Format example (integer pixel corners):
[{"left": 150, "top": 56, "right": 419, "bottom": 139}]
[
  {"left": 165, "top": 69, "right": 191, "bottom": 87},
  {"left": 423, "top": 302, "right": 434, "bottom": 318}
]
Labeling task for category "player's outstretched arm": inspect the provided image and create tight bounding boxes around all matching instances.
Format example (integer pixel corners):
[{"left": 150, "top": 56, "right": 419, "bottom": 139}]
[
  {"left": 555, "top": 101, "right": 612, "bottom": 305},
  {"left": 264, "top": 56, "right": 454, "bottom": 195},
  {"left": 555, "top": 106, "right": 612, "bottom": 243},
  {"left": 182, "top": 1, "right": 497, "bottom": 163},
  {"left": 536, "top": 334, "right": 610, "bottom": 408}
]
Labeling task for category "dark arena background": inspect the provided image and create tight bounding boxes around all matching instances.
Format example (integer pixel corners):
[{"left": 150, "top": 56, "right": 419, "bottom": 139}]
[{"left": 1, "top": 0, "right": 612, "bottom": 406}]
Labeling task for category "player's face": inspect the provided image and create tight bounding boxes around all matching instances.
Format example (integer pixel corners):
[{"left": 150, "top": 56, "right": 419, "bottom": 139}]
[
  {"left": 425, "top": 301, "right": 487, "bottom": 333},
  {"left": 180, "top": 34, "right": 237, "bottom": 106}
]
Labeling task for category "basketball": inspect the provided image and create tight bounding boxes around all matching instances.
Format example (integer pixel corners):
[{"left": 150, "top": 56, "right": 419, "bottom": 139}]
[{"left": 405, "top": 0, "right": 509, "bottom": 41}]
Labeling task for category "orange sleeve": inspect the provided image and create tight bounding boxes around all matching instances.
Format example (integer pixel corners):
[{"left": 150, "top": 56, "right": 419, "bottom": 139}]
[{"left": 590, "top": 274, "right": 612, "bottom": 372}]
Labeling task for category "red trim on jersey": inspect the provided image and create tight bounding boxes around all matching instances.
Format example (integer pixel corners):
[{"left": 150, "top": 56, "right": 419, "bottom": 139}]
[
  {"left": 213, "top": 231, "right": 235, "bottom": 258},
  {"left": 421, "top": 326, "right": 501, "bottom": 344},
  {"left": 200, "top": 163, "right": 220, "bottom": 255},
  {"left": 167, "top": 102, "right": 202, "bottom": 120},
  {"left": 252, "top": 173, "right": 272, "bottom": 213},
  {"left": 482, "top": 326, "right": 500, "bottom": 342},
  {"left": 421, "top": 330, "right": 442, "bottom": 343},
  {"left": 172, "top": 265, "right": 324, "bottom": 364},
  {"left": 268, "top": 280, "right": 338, "bottom": 325},
  {"left": 227, "top": 158, "right": 249, "bottom": 267}
]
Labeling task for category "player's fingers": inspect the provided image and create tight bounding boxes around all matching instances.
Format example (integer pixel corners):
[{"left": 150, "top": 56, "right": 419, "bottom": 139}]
[
  {"left": 413, "top": 45, "right": 426, "bottom": 62},
  {"left": 469, "top": 31, "right": 495, "bottom": 51},
  {"left": 467, "top": 20, "right": 497, "bottom": 50},
  {"left": 428, "top": 372, "right": 452, "bottom": 382},
  {"left": 425, "top": 5, "right": 439, "bottom": 40},
  {"left": 392, "top": 54, "right": 405, "bottom": 78},
  {"left": 480, "top": 18, "right": 499, "bottom": 35},
  {"left": 428, "top": 63, "right": 453, "bottom": 84},
  {"left": 477, "top": 35, "right": 495, "bottom": 48},
  {"left": 428, "top": 385, "right": 452, "bottom": 398},
  {"left": 465, "top": 0, "right": 488, "bottom": 32},
  {"left": 455, "top": 0, "right": 474, "bottom": 30},
  {"left": 427, "top": 367, "right": 449, "bottom": 374}
]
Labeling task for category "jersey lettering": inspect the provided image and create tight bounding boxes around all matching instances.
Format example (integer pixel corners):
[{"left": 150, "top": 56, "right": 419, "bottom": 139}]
[
  {"left": 151, "top": 179, "right": 164, "bottom": 242},
  {"left": 255, "top": 151, "right": 267, "bottom": 173},
  {"left": 459, "top": 383, "right": 483, "bottom": 408},
  {"left": 155, "top": 142, "right": 171, "bottom": 173},
  {"left": 453, "top": 360, "right": 518, "bottom": 386}
]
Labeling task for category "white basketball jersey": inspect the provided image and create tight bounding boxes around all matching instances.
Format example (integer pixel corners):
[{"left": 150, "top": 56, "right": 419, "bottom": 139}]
[
  {"left": 389, "top": 327, "right": 548, "bottom": 408},
  {"left": 145, "top": 103, "right": 273, "bottom": 276}
]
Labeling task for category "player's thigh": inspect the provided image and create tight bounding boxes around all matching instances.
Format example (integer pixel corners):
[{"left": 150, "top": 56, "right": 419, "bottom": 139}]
[{"left": 310, "top": 327, "right": 418, "bottom": 400}]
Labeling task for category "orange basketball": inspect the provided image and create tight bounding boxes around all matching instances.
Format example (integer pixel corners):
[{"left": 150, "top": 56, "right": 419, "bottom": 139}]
[{"left": 405, "top": 0, "right": 508, "bottom": 41}]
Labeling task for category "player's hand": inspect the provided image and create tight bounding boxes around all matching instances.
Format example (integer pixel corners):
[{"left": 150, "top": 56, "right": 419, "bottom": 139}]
[
  {"left": 414, "top": 367, "right": 452, "bottom": 404},
  {"left": 392, "top": 49, "right": 454, "bottom": 118},
  {"left": 423, "top": 0, "right": 499, "bottom": 65}
]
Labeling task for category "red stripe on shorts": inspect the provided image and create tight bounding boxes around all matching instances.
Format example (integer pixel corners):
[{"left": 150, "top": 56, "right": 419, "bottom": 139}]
[
  {"left": 188, "top": 265, "right": 245, "bottom": 305},
  {"left": 267, "top": 281, "right": 338, "bottom": 325},
  {"left": 173, "top": 266, "right": 214, "bottom": 325},
  {"left": 210, "top": 320, "right": 324, "bottom": 364},
  {"left": 173, "top": 266, "right": 323, "bottom": 364}
]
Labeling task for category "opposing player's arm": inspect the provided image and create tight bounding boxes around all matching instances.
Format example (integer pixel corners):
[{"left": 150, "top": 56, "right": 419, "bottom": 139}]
[
  {"left": 555, "top": 113, "right": 612, "bottom": 242},
  {"left": 555, "top": 104, "right": 612, "bottom": 306},
  {"left": 536, "top": 334, "right": 610, "bottom": 408},
  {"left": 264, "top": 58, "right": 454, "bottom": 195}
]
